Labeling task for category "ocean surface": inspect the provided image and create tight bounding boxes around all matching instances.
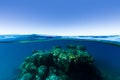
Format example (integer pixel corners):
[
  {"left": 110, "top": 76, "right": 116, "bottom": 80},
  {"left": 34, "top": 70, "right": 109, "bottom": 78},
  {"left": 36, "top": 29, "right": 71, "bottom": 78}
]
[{"left": 0, "top": 34, "right": 120, "bottom": 80}]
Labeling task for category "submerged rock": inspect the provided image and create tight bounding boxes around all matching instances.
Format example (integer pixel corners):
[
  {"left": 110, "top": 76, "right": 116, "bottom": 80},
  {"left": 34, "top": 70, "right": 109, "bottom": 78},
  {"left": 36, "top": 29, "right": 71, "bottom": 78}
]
[{"left": 17, "top": 44, "right": 102, "bottom": 80}]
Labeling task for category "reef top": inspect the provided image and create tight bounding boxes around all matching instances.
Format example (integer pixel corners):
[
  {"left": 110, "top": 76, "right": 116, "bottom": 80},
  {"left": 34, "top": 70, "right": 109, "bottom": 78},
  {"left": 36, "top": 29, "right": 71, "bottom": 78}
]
[{"left": 17, "top": 44, "right": 101, "bottom": 80}]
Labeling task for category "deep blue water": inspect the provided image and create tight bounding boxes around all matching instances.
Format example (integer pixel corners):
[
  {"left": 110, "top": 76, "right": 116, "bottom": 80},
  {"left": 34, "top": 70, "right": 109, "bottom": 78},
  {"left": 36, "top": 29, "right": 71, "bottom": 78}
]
[{"left": 0, "top": 35, "right": 120, "bottom": 80}]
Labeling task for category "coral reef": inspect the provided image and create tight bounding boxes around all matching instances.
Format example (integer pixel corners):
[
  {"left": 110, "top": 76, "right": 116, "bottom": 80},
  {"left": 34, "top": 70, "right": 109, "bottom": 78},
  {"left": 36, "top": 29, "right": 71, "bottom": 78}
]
[{"left": 17, "top": 44, "right": 102, "bottom": 80}]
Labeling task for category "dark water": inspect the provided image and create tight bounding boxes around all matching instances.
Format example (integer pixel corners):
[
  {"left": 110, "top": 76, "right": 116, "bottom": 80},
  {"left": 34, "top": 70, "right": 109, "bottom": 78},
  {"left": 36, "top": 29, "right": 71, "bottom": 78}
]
[{"left": 0, "top": 35, "right": 120, "bottom": 80}]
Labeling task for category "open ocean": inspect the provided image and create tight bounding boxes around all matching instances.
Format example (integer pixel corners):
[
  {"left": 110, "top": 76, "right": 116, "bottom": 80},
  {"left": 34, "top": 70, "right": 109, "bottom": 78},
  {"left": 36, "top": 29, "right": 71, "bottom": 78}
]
[{"left": 0, "top": 34, "right": 120, "bottom": 80}]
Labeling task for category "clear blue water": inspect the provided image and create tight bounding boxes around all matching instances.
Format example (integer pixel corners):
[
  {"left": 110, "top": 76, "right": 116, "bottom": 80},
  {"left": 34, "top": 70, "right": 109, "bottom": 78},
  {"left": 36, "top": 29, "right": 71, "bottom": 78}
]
[{"left": 0, "top": 34, "right": 120, "bottom": 80}]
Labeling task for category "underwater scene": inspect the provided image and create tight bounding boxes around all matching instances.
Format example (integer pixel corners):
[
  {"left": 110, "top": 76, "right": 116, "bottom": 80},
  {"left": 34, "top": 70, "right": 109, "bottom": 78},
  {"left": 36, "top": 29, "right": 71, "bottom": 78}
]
[{"left": 0, "top": 34, "right": 120, "bottom": 80}]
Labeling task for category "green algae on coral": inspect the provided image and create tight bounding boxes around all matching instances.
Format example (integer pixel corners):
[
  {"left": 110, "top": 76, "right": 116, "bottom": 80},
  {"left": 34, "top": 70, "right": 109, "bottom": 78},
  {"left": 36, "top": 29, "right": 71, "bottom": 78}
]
[{"left": 17, "top": 44, "right": 102, "bottom": 80}]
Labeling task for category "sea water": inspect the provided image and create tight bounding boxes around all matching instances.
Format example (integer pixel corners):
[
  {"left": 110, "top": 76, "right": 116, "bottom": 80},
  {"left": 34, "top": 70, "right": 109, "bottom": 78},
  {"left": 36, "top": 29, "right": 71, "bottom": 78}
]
[{"left": 0, "top": 35, "right": 120, "bottom": 80}]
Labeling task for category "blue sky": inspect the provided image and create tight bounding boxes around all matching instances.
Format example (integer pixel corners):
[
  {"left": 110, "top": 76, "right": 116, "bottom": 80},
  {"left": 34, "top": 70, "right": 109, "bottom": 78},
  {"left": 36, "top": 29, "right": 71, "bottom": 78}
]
[{"left": 0, "top": 0, "right": 120, "bottom": 35}]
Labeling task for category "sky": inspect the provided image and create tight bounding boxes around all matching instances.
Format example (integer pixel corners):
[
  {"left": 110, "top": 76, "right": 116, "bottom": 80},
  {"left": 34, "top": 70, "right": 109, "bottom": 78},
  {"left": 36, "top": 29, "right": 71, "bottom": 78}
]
[{"left": 0, "top": 0, "right": 120, "bottom": 36}]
